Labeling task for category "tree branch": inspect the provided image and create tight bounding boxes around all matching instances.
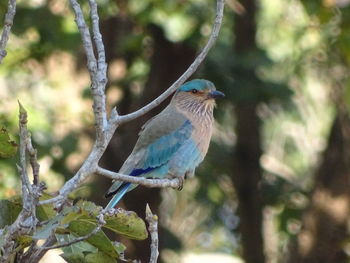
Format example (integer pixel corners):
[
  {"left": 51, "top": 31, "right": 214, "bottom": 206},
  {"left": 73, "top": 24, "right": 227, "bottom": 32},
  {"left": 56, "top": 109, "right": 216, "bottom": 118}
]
[
  {"left": 24, "top": 233, "right": 57, "bottom": 263},
  {"left": 0, "top": 0, "right": 16, "bottom": 64},
  {"left": 18, "top": 102, "right": 32, "bottom": 204},
  {"left": 0, "top": 104, "right": 43, "bottom": 263},
  {"left": 26, "top": 133, "right": 40, "bottom": 185},
  {"left": 69, "top": 0, "right": 107, "bottom": 144},
  {"left": 96, "top": 167, "right": 182, "bottom": 189},
  {"left": 145, "top": 204, "right": 159, "bottom": 263}
]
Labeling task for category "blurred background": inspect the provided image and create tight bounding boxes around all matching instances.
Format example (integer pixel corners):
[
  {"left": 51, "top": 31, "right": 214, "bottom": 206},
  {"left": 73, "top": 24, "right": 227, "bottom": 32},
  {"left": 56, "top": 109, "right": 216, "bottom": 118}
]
[{"left": 1, "top": 0, "right": 350, "bottom": 262}]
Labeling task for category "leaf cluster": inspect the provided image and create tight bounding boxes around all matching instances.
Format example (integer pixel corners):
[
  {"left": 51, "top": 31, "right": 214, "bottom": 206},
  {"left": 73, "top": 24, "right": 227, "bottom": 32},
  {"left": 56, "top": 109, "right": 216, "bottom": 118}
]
[{"left": 0, "top": 196, "right": 148, "bottom": 262}]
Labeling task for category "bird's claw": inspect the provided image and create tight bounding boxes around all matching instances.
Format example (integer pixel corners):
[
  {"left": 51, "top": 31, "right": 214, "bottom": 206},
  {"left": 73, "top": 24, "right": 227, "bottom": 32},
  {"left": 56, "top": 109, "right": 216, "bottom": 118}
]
[{"left": 177, "top": 177, "right": 184, "bottom": 191}]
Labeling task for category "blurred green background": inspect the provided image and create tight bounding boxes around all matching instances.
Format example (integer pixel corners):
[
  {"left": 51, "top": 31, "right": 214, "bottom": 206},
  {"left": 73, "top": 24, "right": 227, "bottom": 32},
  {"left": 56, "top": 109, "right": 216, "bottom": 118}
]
[{"left": 1, "top": 0, "right": 350, "bottom": 262}]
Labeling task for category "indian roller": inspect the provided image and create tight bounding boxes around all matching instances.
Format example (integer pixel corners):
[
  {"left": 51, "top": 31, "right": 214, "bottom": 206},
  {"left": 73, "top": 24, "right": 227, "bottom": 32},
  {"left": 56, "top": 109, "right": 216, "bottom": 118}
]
[{"left": 105, "top": 79, "right": 224, "bottom": 209}]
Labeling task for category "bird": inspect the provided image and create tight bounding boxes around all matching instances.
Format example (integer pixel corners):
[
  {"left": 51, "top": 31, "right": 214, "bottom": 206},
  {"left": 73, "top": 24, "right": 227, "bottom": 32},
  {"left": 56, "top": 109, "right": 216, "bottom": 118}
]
[{"left": 105, "top": 79, "right": 225, "bottom": 209}]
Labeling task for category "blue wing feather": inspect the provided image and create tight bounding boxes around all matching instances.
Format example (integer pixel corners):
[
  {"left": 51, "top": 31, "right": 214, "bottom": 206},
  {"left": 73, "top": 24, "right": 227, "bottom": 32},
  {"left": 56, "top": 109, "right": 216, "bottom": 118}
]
[{"left": 142, "top": 120, "right": 192, "bottom": 168}]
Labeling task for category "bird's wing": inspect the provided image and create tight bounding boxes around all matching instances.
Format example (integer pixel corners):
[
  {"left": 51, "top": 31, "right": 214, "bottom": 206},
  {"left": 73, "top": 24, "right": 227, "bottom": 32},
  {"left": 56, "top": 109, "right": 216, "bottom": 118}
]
[{"left": 121, "top": 105, "right": 193, "bottom": 173}]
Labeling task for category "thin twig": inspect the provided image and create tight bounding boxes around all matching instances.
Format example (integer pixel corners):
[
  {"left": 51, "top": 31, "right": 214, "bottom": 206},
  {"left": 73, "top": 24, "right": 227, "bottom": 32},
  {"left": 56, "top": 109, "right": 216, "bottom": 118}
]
[
  {"left": 95, "top": 167, "right": 182, "bottom": 189},
  {"left": 0, "top": 0, "right": 16, "bottom": 64},
  {"left": 114, "top": 0, "right": 225, "bottom": 125},
  {"left": 145, "top": 204, "right": 159, "bottom": 263}
]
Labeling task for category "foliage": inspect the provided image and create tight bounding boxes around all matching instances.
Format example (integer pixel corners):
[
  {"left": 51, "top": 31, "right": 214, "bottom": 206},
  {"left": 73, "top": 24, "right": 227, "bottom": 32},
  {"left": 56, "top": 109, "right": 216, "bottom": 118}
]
[{"left": 0, "top": 197, "right": 147, "bottom": 261}]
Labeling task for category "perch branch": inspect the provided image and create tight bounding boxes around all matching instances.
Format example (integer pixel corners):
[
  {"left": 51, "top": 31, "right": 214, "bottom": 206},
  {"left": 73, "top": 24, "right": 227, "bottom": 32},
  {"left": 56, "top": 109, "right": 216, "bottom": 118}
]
[
  {"left": 96, "top": 167, "right": 182, "bottom": 188},
  {"left": 0, "top": 0, "right": 16, "bottom": 64},
  {"left": 145, "top": 204, "right": 159, "bottom": 263}
]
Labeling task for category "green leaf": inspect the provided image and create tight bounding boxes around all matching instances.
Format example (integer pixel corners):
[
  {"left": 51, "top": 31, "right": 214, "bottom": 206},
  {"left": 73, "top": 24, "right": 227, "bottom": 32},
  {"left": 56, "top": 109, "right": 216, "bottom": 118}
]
[
  {"left": 68, "top": 219, "right": 120, "bottom": 258},
  {"left": 0, "top": 127, "right": 17, "bottom": 158},
  {"left": 69, "top": 200, "right": 148, "bottom": 240},
  {"left": 85, "top": 251, "right": 116, "bottom": 263},
  {"left": 16, "top": 235, "right": 32, "bottom": 248},
  {"left": 58, "top": 234, "right": 97, "bottom": 254},
  {"left": 33, "top": 214, "right": 65, "bottom": 240},
  {"left": 60, "top": 251, "right": 116, "bottom": 263},
  {"left": 36, "top": 193, "right": 57, "bottom": 221},
  {"left": 103, "top": 209, "right": 148, "bottom": 240},
  {"left": 0, "top": 200, "right": 22, "bottom": 228},
  {"left": 60, "top": 252, "right": 85, "bottom": 263}
]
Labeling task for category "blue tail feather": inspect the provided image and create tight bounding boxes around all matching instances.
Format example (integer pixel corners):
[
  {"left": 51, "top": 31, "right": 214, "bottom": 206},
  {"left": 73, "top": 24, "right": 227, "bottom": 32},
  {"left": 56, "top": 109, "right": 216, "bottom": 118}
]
[
  {"left": 105, "top": 183, "right": 131, "bottom": 210},
  {"left": 105, "top": 167, "right": 155, "bottom": 209}
]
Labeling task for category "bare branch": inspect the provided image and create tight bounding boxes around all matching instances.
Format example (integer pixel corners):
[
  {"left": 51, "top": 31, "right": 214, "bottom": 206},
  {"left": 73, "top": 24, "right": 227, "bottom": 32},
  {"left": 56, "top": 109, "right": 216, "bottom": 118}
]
[
  {"left": 0, "top": 104, "right": 43, "bottom": 263},
  {"left": 96, "top": 167, "right": 182, "bottom": 189},
  {"left": 18, "top": 102, "right": 32, "bottom": 203},
  {"left": 69, "top": 0, "right": 107, "bottom": 143},
  {"left": 26, "top": 133, "right": 40, "bottom": 185},
  {"left": 69, "top": 0, "right": 97, "bottom": 74},
  {"left": 88, "top": 0, "right": 107, "bottom": 85},
  {"left": 145, "top": 204, "right": 159, "bottom": 263},
  {"left": 88, "top": 0, "right": 108, "bottom": 135},
  {"left": 114, "top": 0, "right": 225, "bottom": 125},
  {"left": 0, "top": 0, "right": 16, "bottom": 64}
]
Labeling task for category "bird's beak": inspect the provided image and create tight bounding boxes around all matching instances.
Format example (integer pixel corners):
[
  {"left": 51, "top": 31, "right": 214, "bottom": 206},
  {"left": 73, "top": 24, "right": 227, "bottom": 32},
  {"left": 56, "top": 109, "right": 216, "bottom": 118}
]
[{"left": 207, "top": 90, "right": 225, "bottom": 99}]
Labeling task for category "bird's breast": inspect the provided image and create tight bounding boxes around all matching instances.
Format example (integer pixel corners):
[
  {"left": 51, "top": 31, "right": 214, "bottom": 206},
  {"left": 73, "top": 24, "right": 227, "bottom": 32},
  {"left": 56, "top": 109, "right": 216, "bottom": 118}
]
[
  {"left": 191, "top": 121, "right": 213, "bottom": 157},
  {"left": 175, "top": 101, "right": 214, "bottom": 157}
]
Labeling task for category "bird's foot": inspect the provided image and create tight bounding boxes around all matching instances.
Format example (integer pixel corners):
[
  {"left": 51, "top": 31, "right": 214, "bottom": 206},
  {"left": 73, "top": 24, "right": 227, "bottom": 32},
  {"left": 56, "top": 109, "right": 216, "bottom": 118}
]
[
  {"left": 168, "top": 172, "right": 184, "bottom": 190},
  {"left": 176, "top": 176, "right": 184, "bottom": 191}
]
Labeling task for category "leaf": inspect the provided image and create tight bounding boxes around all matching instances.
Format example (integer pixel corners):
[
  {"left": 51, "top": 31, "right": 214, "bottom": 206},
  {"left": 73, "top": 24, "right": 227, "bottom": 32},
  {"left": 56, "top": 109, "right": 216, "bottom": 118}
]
[
  {"left": 68, "top": 219, "right": 120, "bottom": 258},
  {"left": 103, "top": 209, "right": 148, "bottom": 240},
  {"left": 36, "top": 193, "right": 57, "bottom": 221},
  {"left": 0, "top": 127, "right": 17, "bottom": 158},
  {"left": 58, "top": 234, "right": 97, "bottom": 254},
  {"left": 0, "top": 200, "right": 22, "bottom": 228},
  {"left": 68, "top": 201, "right": 148, "bottom": 240},
  {"left": 33, "top": 214, "right": 64, "bottom": 240},
  {"left": 60, "top": 252, "right": 85, "bottom": 263},
  {"left": 85, "top": 251, "right": 116, "bottom": 263},
  {"left": 16, "top": 235, "right": 32, "bottom": 248},
  {"left": 60, "top": 251, "right": 116, "bottom": 263}
]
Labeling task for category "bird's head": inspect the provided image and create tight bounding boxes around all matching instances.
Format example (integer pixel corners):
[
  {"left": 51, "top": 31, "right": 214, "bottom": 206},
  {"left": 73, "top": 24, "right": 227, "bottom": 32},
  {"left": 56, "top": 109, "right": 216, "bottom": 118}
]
[
  {"left": 175, "top": 79, "right": 225, "bottom": 103},
  {"left": 173, "top": 79, "right": 224, "bottom": 116}
]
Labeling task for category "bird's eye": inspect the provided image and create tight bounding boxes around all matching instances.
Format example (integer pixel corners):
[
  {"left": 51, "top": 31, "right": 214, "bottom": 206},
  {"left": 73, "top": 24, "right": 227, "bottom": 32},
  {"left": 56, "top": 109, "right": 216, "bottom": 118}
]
[{"left": 191, "top": 89, "right": 198, "bottom": 94}]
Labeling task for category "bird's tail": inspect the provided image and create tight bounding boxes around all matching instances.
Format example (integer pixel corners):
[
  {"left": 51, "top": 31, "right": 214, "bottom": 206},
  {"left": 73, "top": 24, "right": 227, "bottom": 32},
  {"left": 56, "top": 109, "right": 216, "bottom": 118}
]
[
  {"left": 104, "top": 167, "right": 155, "bottom": 209},
  {"left": 105, "top": 183, "right": 131, "bottom": 210}
]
